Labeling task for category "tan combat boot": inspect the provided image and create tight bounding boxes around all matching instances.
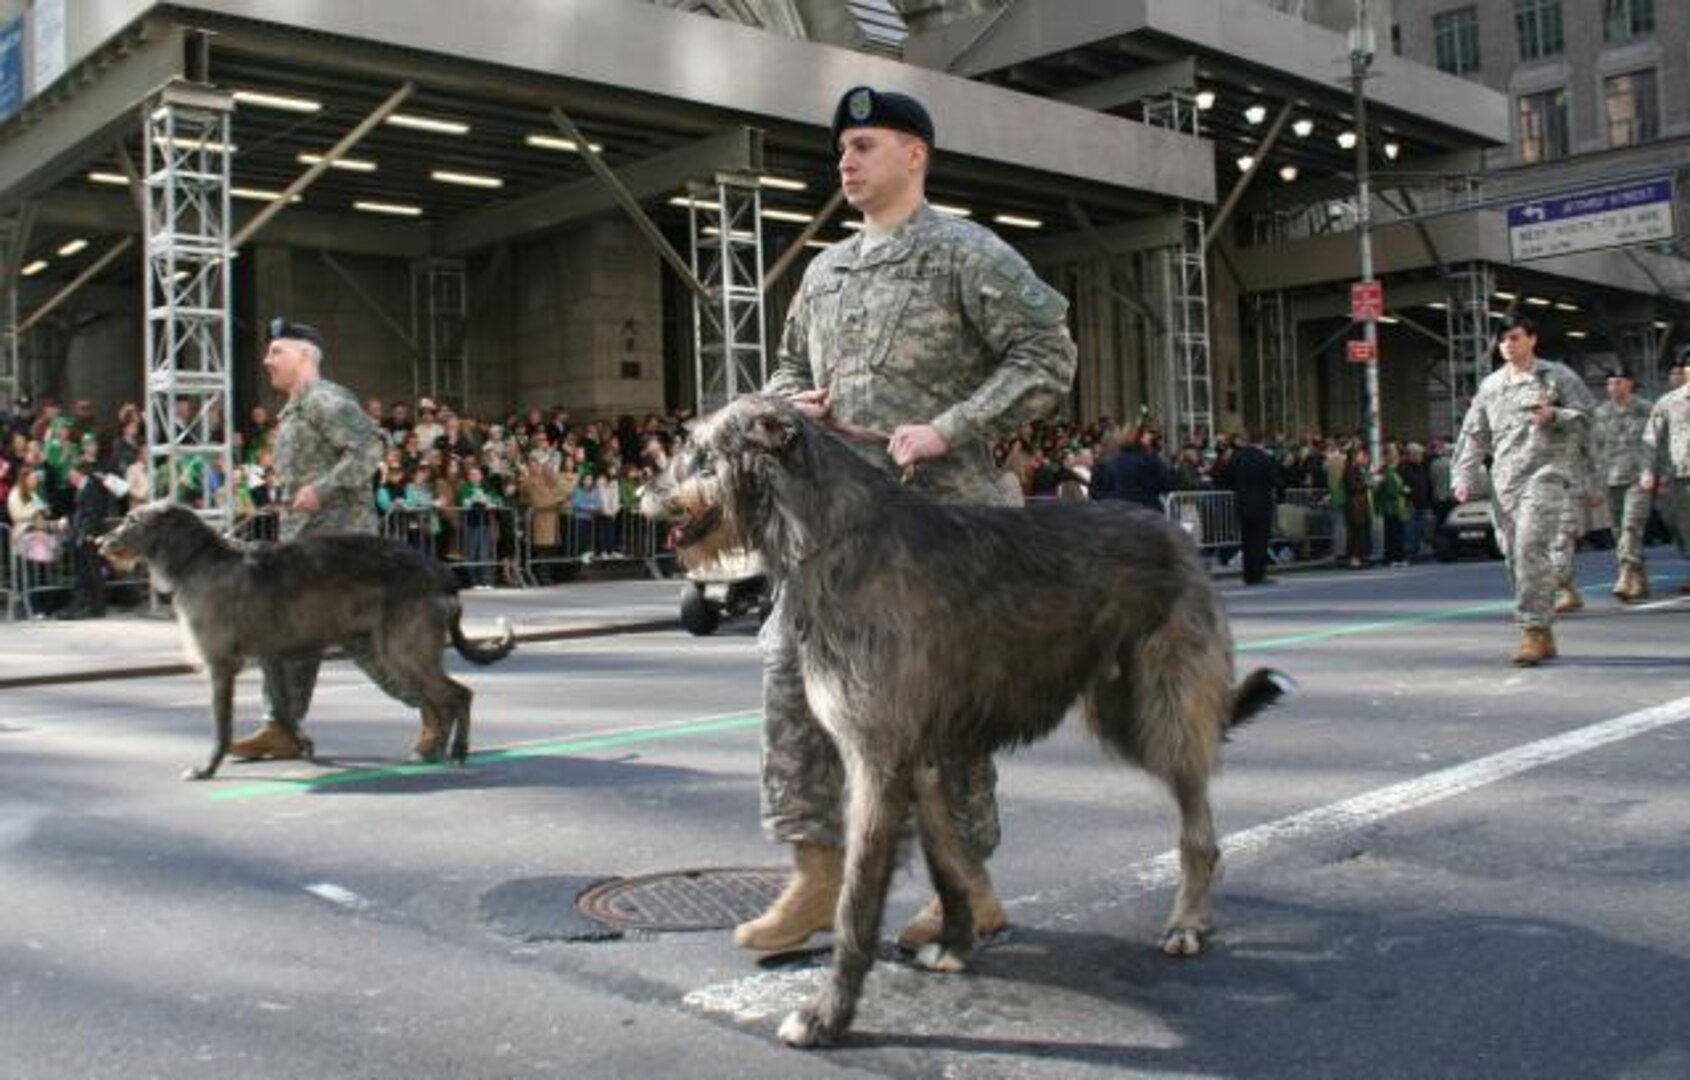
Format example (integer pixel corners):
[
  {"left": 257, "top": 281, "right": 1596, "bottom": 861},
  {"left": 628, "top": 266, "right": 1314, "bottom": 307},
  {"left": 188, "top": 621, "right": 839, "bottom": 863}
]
[
  {"left": 1511, "top": 627, "right": 1557, "bottom": 667},
  {"left": 1617, "top": 565, "right": 1651, "bottom": 603},
  {"left": 895, "top": 864, "right": 1008, "bottom": 953},
  {"left": 733, "top": 841, "right": 843, "bottom": 951},
  {"left": 1553, "top": 584, "right": 1584, "bottom": 614},
  {"left": 229, "top": 720, "right": 309, "bottom": 761}
]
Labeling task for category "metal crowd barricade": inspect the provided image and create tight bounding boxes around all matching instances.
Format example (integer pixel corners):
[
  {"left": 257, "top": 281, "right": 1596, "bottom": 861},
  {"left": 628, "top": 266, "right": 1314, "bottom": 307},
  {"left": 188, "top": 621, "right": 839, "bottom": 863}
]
[
  {"left": 0, "top": 522, "right": 11, "bottom": 619},
  {"left": 1163, "top": 486, "right": 1335, "bottom": 573},
  {"left": 7, "top": 522, "right": 74, "bottom": 619},
  {"left": 1271, "top": 487, "right": 1336, "bottom": 565},
  {"left": 1165, "top": 490, "right": 1241, "bottom": 565},
  {"left": 424, "top": 503, "right": 528, "bottom": 589}
]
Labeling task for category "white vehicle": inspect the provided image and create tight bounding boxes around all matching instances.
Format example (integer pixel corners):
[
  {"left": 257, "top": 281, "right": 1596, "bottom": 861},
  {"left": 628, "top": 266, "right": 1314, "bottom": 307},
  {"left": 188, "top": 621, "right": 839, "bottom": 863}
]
[{"left": 679, "top": 548, "right": 771, "bottom": 636}]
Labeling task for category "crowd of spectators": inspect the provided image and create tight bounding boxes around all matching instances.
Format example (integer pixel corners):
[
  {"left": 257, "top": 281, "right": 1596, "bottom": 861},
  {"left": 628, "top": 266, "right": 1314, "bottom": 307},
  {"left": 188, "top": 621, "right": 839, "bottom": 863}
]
[{"left": 5, "top": 391, "right": 1470, "bottom": 601}]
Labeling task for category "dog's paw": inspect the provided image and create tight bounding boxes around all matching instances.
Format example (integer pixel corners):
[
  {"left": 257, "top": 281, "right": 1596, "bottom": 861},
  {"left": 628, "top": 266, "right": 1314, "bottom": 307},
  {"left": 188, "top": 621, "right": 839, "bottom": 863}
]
[
  {"left": 776, "top": 1007, "right": 836, "bottom": 1049},
  {"left": 182, "top": 765, "right": 216, "bottom": 781},
  {"left": 1160, "top": 927, "right": 1204, "bottom": 957},
  {"left": 914, "top": 942, "right": 968, "bottom": 974}
]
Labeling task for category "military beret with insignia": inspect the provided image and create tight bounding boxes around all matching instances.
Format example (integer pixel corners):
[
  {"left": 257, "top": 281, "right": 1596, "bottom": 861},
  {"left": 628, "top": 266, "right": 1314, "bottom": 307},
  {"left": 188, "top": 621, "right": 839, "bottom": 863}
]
[
  {"left": 267, "top": 315, "right": 328, "bottom": 356},
  {"left": 831, "top": 85, "right": 936, "bottom": 149}
]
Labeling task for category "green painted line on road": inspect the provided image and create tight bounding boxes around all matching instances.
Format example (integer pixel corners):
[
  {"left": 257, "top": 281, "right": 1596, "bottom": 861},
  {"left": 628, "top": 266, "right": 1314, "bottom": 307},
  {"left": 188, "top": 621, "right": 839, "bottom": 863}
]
[
  {"left": 204, "top": 713, "right": 763, "bottom": 802},
  {"left": 202, "top": 588, "right": 1576, "bottom": 802}
]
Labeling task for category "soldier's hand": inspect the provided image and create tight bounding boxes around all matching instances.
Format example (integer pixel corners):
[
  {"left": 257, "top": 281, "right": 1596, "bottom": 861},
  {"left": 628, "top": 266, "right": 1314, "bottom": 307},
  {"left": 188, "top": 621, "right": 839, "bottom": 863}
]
[
  {"left": 1453, "top": 483, "right": 1471, "bottom": 504},
  {"left": 889, "top": 424, "right": 950, "bottom": 468},
  {"left": 788, "top": 388, "right": 831, "bottom": 421},
  {"left": 1528, "top": 403, "right": 1554, "bottom": 427},
  {"left": 291, "top": 483, "right": 322, "bottom": 514}
]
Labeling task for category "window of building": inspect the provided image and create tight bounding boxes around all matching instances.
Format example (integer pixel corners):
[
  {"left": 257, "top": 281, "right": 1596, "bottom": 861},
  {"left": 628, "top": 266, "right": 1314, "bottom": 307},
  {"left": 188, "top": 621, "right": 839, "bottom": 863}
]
[
  {"left": 1603, "top": 0, "right": 1655, "bottom": 43},
  {"left": 1518, "top": 88, "right": 1568, "bottom": 163},
  {"left": 1515, "top": 0, "right": 1563, "bottom": 61},
  {"left": 1605, "top": 69, "right": 1659, "bottom": 146},
  {"left": 1433, "top": 7, "right": 1480, "bottom": 76}
]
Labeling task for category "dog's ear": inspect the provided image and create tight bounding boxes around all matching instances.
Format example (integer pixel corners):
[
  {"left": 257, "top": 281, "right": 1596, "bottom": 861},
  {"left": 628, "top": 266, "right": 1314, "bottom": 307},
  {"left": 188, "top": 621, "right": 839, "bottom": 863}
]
[{"left": 746, "top": 407, "right": 798, "bottom": 455}]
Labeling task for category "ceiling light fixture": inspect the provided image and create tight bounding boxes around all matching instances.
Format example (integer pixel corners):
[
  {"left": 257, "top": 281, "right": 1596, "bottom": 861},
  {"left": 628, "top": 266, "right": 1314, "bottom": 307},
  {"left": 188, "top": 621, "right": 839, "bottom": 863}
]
[
  {"left": 88, "top": 171, "right": 129, "bottom": 186},
  {"left": 1244, "top": 104, "right": 1268, "bottom": 125},
  {"left": 430, "top": 169, "right": 504, "bottom": 189},
  {"left": 1236, "top": 155, "right": 1256, "bottom": 172},
  {"left": 993, "top": 214, "right": 1044, "bottom": 229},
  {"left": 1553, "top": 301, "right": 1579, "bottom": 312},
  {"left": 525, "top": 133, "right": 603, "bottom": 153},
  {"left": 761, "top": 208, "right": 814, "bottom": 223},
  {"left": 298, "top": 152, "right": 377, "bottom": 172},
  {"left": 354, "top": 200, "right": 423, "bottom": 217},
  {"left": 930, "top": 203, "right": 972, "bottom": 217},
  {"left": 1278, "top": 164, "right": 1298, "bottom": 182},
  {"left": 232, "top": 89, "right": 322, "bottom": 113},
  {"left": 1292, "top": 118, "right": 1314, "bottom": 137},
  {"left": 1336, "top": 131, "right": 1357, "bottom": 150},
  {"left": 1195, "top": 90, "right": 1216, "bottom": 110},
  {"left": 1566, "top": 330, "right": 1588, "bottom": 339},
  {"left": 1524, "top": 296, "right": 1553, "bottom": 307},
  {"left": 759, "top": 175, "right": 808, "bottom": 192},
  {"left": 160, "top": 135, "right": 236, "bottom": 154},
  {"left": 1493, "top": 290, "right": 1518, "bottom": 301},
  {"left": 231, "top": 187, "right": 303, "bottom": 203},
  {"left": 669, "top": 196, "right": 722, "bottom": 211},
  {"left": 1382, "top": 141, "right": 1400, "bottom": 160},
  {"left": 21, "top": 259, "right": 48, "bottom": 276},
  {"left": 386, "top": 113, "right": 470, "bottom": 136},
  {"left": 56, "top": 238, "right": 88, "bottom": 257}
]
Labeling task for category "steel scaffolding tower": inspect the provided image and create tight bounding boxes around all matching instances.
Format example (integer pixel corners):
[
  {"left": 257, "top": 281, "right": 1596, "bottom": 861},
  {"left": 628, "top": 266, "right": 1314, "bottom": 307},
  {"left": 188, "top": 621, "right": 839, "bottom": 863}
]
[
  {"left": 411, "top": 258, "right": 469, "bottom": 408},
  {"left": 1441, "top": 262, "right": 1494, "bottom": 438},
  {"left": 1142, "top": 91, "right": 1214, "bottom": 446},
  {"left": 1254, "top": 290, "right": 1298, "bottom": 437},
  {"left": 0, "top": 204, "right": 33, "bottom": 410},
  {"left": 688, "top": 173, "right": 767, "bottom": 414},
  {"left": 143, "top": 82, "right": 235, "bottom": 525}
]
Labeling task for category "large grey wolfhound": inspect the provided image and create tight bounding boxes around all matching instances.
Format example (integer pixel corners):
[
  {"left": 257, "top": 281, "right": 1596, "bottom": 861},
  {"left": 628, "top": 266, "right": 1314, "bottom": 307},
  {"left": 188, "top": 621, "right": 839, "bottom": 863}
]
[
  {"left": 644, "top": 396, "right": 1289, "bottom": 1049},
  {"left": 100, "top": 502, "right": 515, "bottom": 781}
]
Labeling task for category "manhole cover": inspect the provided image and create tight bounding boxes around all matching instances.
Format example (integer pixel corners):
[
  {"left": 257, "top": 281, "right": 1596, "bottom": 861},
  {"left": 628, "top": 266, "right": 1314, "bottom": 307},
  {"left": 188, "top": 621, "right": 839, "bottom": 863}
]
[{"left": 577, "top": 867, "right": 789, "bottom": 932}]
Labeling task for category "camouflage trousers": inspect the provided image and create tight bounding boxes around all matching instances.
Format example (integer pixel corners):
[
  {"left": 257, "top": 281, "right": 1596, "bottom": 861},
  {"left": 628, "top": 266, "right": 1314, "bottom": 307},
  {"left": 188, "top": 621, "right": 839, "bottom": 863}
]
[
  {"left": 757, "top": 587, "right": 1001, "bottom": 860},
  {"left": 1608, "top": 483, "right": 1652, "bottom": 570},
  {"left": 1668, "top": 480, "right": 1690, "bottom": 559},
  {"left": 1493, "top": 475, "right": 1571, "bottom": 630}
]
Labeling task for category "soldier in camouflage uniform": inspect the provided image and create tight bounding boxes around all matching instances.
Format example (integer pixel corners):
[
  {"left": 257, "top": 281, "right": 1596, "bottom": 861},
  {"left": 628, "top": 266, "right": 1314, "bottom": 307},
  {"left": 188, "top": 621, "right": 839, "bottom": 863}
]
[
  {"left": 229, "top": 318, "right": 385, "bottom": 760},
  {"left": 1642, "top": 346, "right": 1690, "bottom": 593},
  {"left": 1453, "top": 316, "right": 1597, "bottom": 666},
  {"left": 734, "top": 86, "right": 1077, "bottom": 954},
  {"left": 1591, "top": 370, "right": 1653, "bottom": 602}
]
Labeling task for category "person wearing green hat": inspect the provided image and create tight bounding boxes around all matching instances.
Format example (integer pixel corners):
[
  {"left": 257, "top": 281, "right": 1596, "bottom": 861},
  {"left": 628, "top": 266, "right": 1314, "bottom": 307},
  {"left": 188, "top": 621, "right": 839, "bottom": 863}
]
[{"left": 737, "top": 85, "right": 1078, "bottom": 954}]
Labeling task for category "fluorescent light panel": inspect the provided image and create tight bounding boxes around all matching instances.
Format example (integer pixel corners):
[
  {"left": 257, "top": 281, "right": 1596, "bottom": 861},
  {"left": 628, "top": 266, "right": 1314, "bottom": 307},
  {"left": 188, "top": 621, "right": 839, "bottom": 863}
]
[
  {"left": 299, "top": 152, "right": 377, "bottom": 172},
  {"left": 761, "top": 208, "right": 814, "bottom": 224},
  {"left": 1336, "top": 131, "right": 1357, "bottom": 149},
  {"left": 160, "top": 135, "right": 235, "bottom": 154},
  {"left": 1278, "top": 164, "right": 1298, "bottom": 182},
  {"left": 233, "top": 89, "right": 321, "bottom": 113},
  {"left": 1195, "top": 90, "right": 1216, "bottom": 110},
  {"left": 386, "top": 113, "right": 469, "bottom": 135},
  {"left": 930, "top": 203, "right": 972, "bottom": 218},
  {"left": 430, "top": 169, "right": 503, "bottom": 189},
  {"left": 1554, "top": 302, "right": 1579, "bottom": 312},
  {"left": 56, "top": 238, "right": 88, "bottom": 257},
  {"left": 1524, "top": 296, "right": 1553, "bottom": 307},
  {"left": 354, "top": 200, "right": 423, "bottom": 217},
  {"left": 231, "top": 187, "right": 303, "bottom": 203},
  {"left": 1566, "top": 330, "right": 1588, "bottom": 339},
  {"left": 525, "top": 133, "right": 602, "bottom": 153},
  {"left": 88, "top": 171, "right": 129, "bottom": 185},
  {"left": 1493, "top": 290, "right": 1518, "bottom": 300},
  {"left": 21, "top": 259, "right": 48, "bottom": 276},
  {"left": 1292, "top": 118, "right": 1314, "bottom": 137},
  {"left": 669, "top": 196, "right": 722, "bottom": 211},
  {"left": 993, "top": 214, "right": 1043, "bottom": 229},
  {"left": 760, "top": 175, "right": 808, "bottom": 192},
  {"left": 1244, "top": 104, "right": 1267, "bottom": 125}
]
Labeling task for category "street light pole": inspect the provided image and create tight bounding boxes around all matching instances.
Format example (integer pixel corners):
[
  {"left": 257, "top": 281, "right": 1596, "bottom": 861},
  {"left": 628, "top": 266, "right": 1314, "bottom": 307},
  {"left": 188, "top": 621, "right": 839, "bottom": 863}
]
[{"left": 1351, "top": 0, "right": 1384, "bottom": 477}]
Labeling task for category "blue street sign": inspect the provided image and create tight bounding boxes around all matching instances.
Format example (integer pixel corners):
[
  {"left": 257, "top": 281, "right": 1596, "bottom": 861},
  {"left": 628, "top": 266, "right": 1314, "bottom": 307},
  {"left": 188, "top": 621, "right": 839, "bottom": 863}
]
[
  {"left": 0, "top": 18, "right": 23, "bottom": 124},
  {"left": 1507, "top": 178, "right": 1676, "bottom": 261}
]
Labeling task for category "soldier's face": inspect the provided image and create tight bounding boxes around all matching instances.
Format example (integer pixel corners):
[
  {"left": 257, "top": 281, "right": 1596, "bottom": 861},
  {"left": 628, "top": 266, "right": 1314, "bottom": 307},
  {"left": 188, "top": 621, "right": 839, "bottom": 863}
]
[
  {"left": 263, "top": 339, "right": 313, "bottom": 394},
  {"left": 1607, "top": 378, "right": 1633, "bottom": 402},
  {"left": 838, "top": 128, "right": 924, "bottom": 214},
  {"left": 1497, "top": 327, "right": 1536, "bottom": 366}
]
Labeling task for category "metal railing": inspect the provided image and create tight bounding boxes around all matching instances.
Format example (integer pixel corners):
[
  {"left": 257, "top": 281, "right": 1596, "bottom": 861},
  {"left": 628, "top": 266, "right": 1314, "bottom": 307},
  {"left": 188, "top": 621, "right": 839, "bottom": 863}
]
[
  {"left": 1165, "top": 486, "right": 1335, "bottom": 571},
  {"left": 5, "top": 515, "right": 151, "bottom": 621}
]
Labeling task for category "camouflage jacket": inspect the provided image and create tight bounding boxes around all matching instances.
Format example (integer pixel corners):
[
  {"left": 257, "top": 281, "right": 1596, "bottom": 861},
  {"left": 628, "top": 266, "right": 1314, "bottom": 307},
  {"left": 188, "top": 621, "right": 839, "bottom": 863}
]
[
  {"left": 1591, "top": 396, "right": 1652, "bottom": 486},
  {"left": 1453, "top": 358, "right": 1597, "bottom": 503},
  {"left": 766, "top": 203, "right": 1077, "bottom": 505},
  {"left": 273, "top": 376, "right": 384, "bottom": 539},
  {"left": 1643, "top": 383, "right": 1690, "bottom": 481}
]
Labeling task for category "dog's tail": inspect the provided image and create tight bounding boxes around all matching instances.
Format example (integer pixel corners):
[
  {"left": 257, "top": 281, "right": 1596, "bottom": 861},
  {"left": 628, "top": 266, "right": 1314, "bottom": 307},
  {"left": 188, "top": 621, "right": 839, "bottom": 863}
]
[
  {"left": 1228, "top": 668, "right": 1296, "bottom": 732},
  {"left": 450, "top": 607, "right": 516, "bottom": 665}
]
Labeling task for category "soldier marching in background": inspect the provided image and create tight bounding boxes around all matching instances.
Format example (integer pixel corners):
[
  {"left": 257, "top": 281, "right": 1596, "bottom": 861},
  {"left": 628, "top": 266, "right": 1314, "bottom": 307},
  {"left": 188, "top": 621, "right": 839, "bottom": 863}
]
[
  {"left": 1591, "top": 369, "right": 1653, "bottom": 602},
  {"left": 1453, "top": 315, "right": 1597, "bottom": 667},
  {"left": 228, "top": 318, "right": 385, "bottom": 761},
  {"left": 1642, "top": 346, "right": 1690, "bottom": 594}
]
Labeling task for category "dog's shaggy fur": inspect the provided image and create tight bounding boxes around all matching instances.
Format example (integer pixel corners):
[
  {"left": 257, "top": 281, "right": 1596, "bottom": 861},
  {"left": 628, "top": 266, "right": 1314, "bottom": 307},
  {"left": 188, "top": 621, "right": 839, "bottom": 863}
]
[
  {"left": 643, "top": 396, "right": 1289, "bottom": 1048},
  {"left": 100, "top": 502, "right": 515, "bottom": 780}
]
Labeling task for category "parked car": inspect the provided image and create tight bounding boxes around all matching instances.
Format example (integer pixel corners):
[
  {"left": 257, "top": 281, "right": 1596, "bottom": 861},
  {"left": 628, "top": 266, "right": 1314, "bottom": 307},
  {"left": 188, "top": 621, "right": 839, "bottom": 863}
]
[{"left": 1433, "top": 498, "right": 1501, "bottom": 561}]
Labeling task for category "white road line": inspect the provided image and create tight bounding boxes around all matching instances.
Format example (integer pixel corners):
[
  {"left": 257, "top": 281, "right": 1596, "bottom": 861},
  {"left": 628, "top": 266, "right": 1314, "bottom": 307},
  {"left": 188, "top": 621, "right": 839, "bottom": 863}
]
[{"left": 685, "top": 694, "right": 1690, "bottom": 1023}]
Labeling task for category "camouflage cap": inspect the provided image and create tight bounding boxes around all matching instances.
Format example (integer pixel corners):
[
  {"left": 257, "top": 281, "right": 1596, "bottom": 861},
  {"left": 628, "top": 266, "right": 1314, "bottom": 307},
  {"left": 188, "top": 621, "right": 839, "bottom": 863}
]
[{"left": 831, "top": 85, "right": 935, "bottom": 148}]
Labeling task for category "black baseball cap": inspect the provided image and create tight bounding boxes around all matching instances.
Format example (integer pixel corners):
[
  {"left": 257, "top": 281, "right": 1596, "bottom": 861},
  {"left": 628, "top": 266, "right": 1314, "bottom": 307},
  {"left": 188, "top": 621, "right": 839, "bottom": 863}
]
[
  {"left": 831, "top": 86, "right": 935, "bottom": 149},
  {"left": 267, "top": 315, "right": 327, "bottom": 355}
]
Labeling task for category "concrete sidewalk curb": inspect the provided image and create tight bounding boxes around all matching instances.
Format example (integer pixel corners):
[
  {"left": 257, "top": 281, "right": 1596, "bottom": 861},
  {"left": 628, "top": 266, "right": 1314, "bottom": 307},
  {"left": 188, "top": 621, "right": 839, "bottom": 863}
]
[{"left": 0, "top": 617, "right": 678, "bottom": 691}]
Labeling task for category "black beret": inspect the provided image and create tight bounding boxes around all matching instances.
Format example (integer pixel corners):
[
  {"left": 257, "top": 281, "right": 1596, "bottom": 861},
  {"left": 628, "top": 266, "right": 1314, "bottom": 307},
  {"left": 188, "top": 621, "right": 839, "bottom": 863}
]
[
  {"left": 266, "top": 315, "right": 328, "bottom": 356},
  {"left": 831, "top": 85, "right": 935, "bottom": 149},
  {"left": 1675, "top": 343, "right": 1690, "bottom": 367},
  {"left": 1607, "top": 367, "right": 1635, "bottom": 382}
]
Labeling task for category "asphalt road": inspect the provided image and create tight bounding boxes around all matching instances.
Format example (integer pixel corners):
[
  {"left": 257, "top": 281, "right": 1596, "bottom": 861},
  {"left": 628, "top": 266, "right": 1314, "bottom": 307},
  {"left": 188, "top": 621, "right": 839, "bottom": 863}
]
[{"left": 4, "top": 550, "right": 1689, "bottom": 1079}]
